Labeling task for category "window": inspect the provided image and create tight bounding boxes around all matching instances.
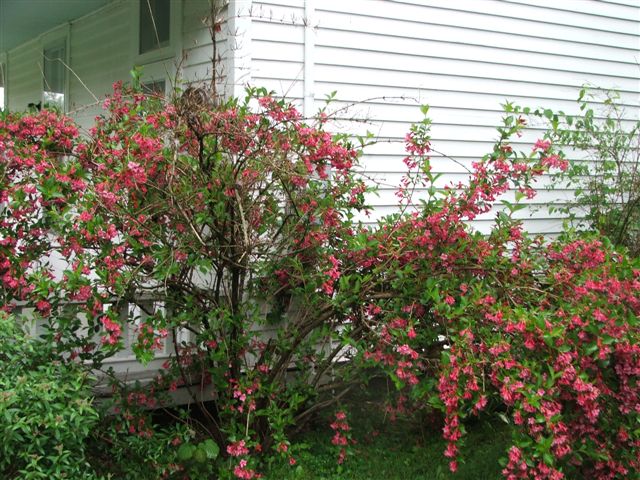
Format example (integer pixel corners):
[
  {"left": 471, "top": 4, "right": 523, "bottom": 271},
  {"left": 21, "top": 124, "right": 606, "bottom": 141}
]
[
  {"left": 133, "top": 1, "right": 179, "bottom": 97},
  {"left": 43, "top": 44, "right": 66, "bottom": 111},
  {"left": 141, "top": 79, "right": 167, "bottom": 97},
  {"left": 0, "top": 61, "right": 5, "bottom": 111},
  {"left": 139, "top": 0, "right": 171, "bottom": 55},
  {"left": 135, "top": 59, "right": 174, "bottom": 98},
  {"left": 134, "top": 0, "right": 181, "bottom": 65}
]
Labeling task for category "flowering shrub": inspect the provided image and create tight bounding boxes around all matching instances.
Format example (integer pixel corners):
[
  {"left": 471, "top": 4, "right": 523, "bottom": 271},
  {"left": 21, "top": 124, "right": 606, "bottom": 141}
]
[
  {"left": 1, "top": 84, "right": 637, "bottom": 479},
  {"left": 526, "top": 88, "right": 640, "bottom": 257},
  {"left": 329, "top": 410, "right": 356, "bottom": 466},
  {"left": 348, "top": 107, "right": 640, "bottom": 478},
  {"left": 0, "top": 84, "right": 371, "bottom": 477}
]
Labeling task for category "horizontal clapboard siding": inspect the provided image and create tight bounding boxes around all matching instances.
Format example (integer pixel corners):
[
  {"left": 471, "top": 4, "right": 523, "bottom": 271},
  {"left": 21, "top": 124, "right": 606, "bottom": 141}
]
[
  {"left": 241, "top": 0, "right": 640, "bottom": 231},
  {"left": 69, "top": 1, "right": 133, "bottom": 128},
  {"left": 251, "top": 0, "right": 306, "bottom": 101},
  {"left": 6, "top": 41, "right": 41, "bottom": 111},
  {"left": 504, "top": 0, "right": 640, "bottom": 17},
  {"left": 6, "top": 0, "right": 224, "bottom": 129},
  {"left": 319, "top": 1, "right": 640, "bottom": 49},
  {"left": 3, "top": 1, "right": 639, "bottom": 231},
  {"left": 182, "top": 0, "right": 230, "bottom": 96},
  {"left": 303, "top": 0, "right": 640, "bottom": 231}
]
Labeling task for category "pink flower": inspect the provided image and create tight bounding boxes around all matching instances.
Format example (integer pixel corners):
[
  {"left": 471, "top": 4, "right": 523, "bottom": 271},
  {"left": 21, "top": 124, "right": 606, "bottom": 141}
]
[
  {"left": 507, "top": 446, "right": 522, "bottom": 463},
  {"left": 533, "top": 139, "right": 552, "bottom": 152},
  {"left": 35, "top": 299, "right": 51, "bottom": 315},
  {"left": 473, "top": 395, "right": 488, "bottom": 412},
  {"left": 541, "top": 154, "right": 568, "bottom": 171},
  {"left": 100, "top": 316, "right": 122, "bottom": 345},
  {"left": 227, "top": 440, "right": 250, "bottom": 457},
  {"left": 277, "top": 442, "right": 288, "bottom": 453},
  {"left": 71, "top": 285, "right": 92, "bottom": 302},
  {"left": 79, "top": 210, "right": 93, "bottom": 222},
  {"left": 233, "top": 459, "right": 258, "bottom": 479},
  {"left": 127, "top": 161, "right": 147, "bottom": 184},
  {"left": 396, "top": 344, "right": 419, "bottom": 360}
]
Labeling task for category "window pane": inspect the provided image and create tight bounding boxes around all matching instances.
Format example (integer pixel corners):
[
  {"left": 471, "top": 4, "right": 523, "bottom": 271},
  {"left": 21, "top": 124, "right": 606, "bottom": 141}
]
[
  {"left": 141, "top": 79, "right": 166, "bottom": 96},
  {"left": 139, "top": 0, "right": 171, "bottom": 54},
  {"left": 43, "top": 46, "right": 65, "bottom": 110},
  {"left": 0, "top": 62, "right": 5, "bottom": 111},
  {"left": 44, "top": 46, "right": 65, "bottom": 93}
]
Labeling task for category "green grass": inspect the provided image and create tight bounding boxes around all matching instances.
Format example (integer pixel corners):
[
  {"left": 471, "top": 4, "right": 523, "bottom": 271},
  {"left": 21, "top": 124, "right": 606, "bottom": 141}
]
[{"left": 264, "top": 382, "right": 512, "bottom": 480}]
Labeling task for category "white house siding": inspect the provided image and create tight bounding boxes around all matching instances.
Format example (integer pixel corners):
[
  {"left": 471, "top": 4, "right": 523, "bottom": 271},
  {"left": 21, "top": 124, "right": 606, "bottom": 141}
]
[
  {"left": 5, "top": 2, "right": 132, "bottom": 125},
  {"left": 314, "top": 0, "right": 640, "bottom": 233},
  {"left": 68, "top": 1, "right": 133, "bottom": 128},
  {"left": 182, "top": 0, "right": 231, "bottom": 97},
  {"left": 6, "top": 40, "right": 42, "bottom": 112},
  {"left": 3, "top": 0, "right": 203, "bottom": 376},
  {"left": 218, "top": 0, "right": 640, "bottom": 235},
  {"left": 2, "top": 0, "right": 639, "bottom": 385},
  {"left": 250, "top": 1, "right": 307, "bottom": 102}
]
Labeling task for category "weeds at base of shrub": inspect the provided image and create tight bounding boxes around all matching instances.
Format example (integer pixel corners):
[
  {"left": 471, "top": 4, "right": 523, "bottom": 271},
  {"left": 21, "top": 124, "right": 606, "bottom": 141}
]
[{"left": 264, "top": 381, "right": 511, "bottom": 480}]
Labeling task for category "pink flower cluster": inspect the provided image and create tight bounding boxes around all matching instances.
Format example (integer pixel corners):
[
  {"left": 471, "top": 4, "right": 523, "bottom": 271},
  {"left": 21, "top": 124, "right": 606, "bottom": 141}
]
[
  {"left": 100, "top": 315, "right": 122, "bottom": 345},
  {"left": 330, "top": 410, "right": 354, "bottom": 465}
]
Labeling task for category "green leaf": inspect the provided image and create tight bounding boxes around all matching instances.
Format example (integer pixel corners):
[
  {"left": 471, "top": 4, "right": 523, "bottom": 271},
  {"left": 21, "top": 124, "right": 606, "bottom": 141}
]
[
  {"left": 585, "top": 343, "right": 599, "bottom": 356},
  {"left": 497, "top": 412, "right": 510, "bottom": 424},
  {"left": 202, "top": 439, "right": 220, "bottom": 459},
  {"left": 193, "top": 447, "right": 207, "bottom": 463},
  {"left": 177, "top": 443, "right": 194, "bottom": 461}
]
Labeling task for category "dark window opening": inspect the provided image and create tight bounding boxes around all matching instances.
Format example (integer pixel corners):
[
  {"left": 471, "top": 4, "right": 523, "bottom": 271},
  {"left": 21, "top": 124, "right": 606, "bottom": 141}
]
[
  {"left": 139, "top": 0, "right": 171, "bottom": 54},
  {"left": 141, "top": 79, "right": 166, "bottom": 97},
  {"left": 0, "top": 62, "right": 5, "bottom": 110},
  {"left": 43, "top": 45, "right": 65, "bottom": 110}
]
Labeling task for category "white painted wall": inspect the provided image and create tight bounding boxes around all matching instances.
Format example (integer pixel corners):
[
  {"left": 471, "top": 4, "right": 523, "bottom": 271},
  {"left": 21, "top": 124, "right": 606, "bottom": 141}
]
[
  {"left": 230, "top": 0, "right": 640, "bottom": 234},
  {"left": 2, "top": 0, "right": 639, "bottom": 379},
  {"left": 6, "top": 40, "right": 42, "bottom": 111},
  {"left": 182, "top": 0, "right": 232, "bottom": 97},
  {"left": 68, "top": 0, "right": 133, "bottom": 128}
]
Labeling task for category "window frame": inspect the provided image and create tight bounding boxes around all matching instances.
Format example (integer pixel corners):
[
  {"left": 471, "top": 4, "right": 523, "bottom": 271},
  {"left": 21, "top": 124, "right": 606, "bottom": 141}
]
[
  {"left": 135, "top": 59, "right": 177, "bottom": 99},
  {"left": 40, "top": 26, "right": 70, "bottom": 113},
  {"left": 132, "top": 0, "right": 183, "bottom": 65},
  {"left": 0, "top": 52, "right": 7, "bottom": 111}
]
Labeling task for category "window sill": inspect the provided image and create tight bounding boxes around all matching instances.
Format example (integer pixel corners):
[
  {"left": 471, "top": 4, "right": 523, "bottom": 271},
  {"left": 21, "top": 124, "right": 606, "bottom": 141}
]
[{"left": 135, "top": 45, "right": 176, "bottom": 66}]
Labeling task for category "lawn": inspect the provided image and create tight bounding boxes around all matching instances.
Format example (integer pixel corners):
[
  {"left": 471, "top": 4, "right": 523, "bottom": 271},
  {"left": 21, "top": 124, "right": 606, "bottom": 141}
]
[{"left": 265, "top": 381, "right": 512, "bottom": 480}]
